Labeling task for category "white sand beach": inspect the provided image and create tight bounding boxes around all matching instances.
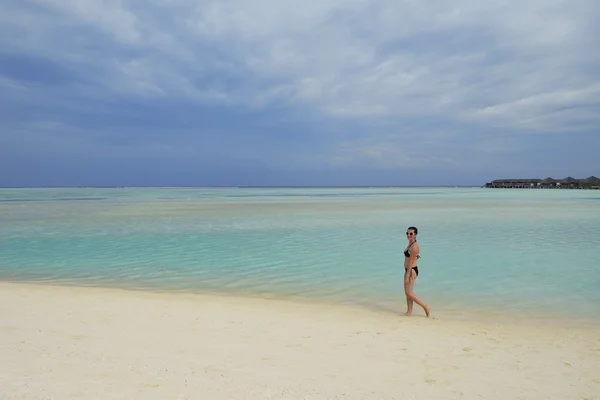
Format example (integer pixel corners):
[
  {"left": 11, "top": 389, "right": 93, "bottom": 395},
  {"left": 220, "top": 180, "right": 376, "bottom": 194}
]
[{"left": 1, "top": 282, "right": 599, "bottom": 400}]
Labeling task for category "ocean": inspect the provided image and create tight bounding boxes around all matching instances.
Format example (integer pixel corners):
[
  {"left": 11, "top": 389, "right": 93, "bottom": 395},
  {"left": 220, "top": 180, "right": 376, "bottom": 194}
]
[{"left": 1, "top": 187, "right": 599, "bottom": 323}]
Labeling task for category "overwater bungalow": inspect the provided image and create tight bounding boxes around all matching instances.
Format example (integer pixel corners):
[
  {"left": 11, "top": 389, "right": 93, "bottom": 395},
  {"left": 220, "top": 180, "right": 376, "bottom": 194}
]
[
  {"left": 559, "top": 176, "right": 579, "bottom": 188},
  {"left": 484, "top": 178, "right": 541, "bottom": 188},
  {"left": 484, "top": 176, "right": 600, "bottom": 189},
  {"left": 539, "top": 177, "right": 557, "bottom": 188},
  {"left": 580, "top": 176, "right": 600, "bottom": 188}
]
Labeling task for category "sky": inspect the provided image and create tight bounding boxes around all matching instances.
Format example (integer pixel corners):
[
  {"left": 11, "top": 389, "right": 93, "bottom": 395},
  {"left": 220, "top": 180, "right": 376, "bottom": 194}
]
[{"left": 1, "top": 0, "right": 599, "bottom": 187}]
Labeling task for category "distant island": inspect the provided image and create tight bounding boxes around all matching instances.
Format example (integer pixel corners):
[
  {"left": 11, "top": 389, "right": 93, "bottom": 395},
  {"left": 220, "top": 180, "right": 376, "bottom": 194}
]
[{"left": 484, "top": 176, "right": 600, "bottom": 189}]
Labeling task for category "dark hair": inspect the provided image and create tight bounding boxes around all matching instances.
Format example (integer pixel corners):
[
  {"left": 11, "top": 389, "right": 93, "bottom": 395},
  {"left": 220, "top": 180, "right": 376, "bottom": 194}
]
[{"left": 407, "top": 226, "right": 418, "bottom": 235}]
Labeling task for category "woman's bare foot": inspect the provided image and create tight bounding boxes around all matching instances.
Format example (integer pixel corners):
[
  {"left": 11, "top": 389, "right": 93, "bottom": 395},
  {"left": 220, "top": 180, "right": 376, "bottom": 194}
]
[
  {"left": 425, "top": 307, "right": 431, "bottom": 318},
  {"left": 402, "top": 311, "right": 412, "bottom": 316}
]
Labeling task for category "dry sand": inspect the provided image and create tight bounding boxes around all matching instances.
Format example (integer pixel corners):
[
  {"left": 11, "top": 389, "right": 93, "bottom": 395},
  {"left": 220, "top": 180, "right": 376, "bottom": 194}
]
[{"left": 1, "top": 282, "right": 599, "bottom": 399}]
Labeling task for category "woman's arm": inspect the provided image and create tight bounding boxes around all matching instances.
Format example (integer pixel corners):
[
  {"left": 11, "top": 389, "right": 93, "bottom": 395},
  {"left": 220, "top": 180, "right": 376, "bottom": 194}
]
[{"left": 404, "top": 267, "right": 412, "bottom": 284}]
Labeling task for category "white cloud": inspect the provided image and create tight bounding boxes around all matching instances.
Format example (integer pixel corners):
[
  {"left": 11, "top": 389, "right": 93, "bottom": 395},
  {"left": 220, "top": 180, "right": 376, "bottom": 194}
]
[
  {"left": 465, "top": 84, "right": 600, "bottom": 131},
  {"left": 167, "top": 0, "right": 598, "bottom": 133},
  {"left": 0, "top": 76, "right": 29, "bottom": 92},
  {"left": 35, "top": 0, "right": 140, "bottom": 43},
  {"left": 4, "top": 1, "right": 597, "bottom": 122}
]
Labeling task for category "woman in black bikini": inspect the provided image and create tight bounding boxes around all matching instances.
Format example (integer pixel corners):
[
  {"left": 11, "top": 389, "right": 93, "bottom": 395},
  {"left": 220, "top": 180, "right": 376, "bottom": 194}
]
[{"left": 403, "top": 226, "right": 431, "bottom": 317}]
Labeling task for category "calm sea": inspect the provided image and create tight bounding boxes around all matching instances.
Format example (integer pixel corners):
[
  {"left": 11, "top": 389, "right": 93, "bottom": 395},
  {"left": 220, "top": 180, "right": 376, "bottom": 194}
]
[{"left": 1, "top": 187, "right": 599, "bottom": 323}]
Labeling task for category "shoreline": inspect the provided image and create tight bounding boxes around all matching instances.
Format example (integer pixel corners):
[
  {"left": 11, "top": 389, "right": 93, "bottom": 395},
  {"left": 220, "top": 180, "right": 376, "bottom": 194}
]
[
  {"left": 2, "top": 281, "right": 599, "bottom": 399},
  {"left": 2, "top": 278, "right": 599, "bottom": 330}
]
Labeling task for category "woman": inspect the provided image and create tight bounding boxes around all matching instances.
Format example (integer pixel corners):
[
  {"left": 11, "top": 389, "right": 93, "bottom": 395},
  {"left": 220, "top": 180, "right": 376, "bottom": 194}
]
[{"left": 403, "top": 226, "right": 431, "bottom": 317}]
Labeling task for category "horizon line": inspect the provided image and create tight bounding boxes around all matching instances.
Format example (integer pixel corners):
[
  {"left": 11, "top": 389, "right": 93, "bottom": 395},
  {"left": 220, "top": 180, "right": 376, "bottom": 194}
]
[{"left": 0, "top": 185, "right": 482, "bottom": 189}]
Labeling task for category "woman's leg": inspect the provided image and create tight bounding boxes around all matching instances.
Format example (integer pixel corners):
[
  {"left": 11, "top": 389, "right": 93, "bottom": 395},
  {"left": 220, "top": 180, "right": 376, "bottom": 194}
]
[
  {"left": 405, "top": 294, "right": 414, "bottom": 315},
  {"left": 404, "top": 271, "right": 431, "bottom": 317},
  {"left": 403, "top": 270, "right": 415, "bottom": 315}
]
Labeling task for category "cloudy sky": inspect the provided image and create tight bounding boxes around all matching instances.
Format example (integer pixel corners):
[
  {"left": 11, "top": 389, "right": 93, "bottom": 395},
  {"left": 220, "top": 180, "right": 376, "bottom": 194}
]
[{"left": 1, "top": 0, "right": 598, "bottom": 187}]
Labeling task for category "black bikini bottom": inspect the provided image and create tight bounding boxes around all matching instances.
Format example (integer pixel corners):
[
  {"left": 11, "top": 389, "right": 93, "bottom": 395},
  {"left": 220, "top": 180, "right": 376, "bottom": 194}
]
[{"left": 405, "top": 266, "right": 419, "bottom": 277}]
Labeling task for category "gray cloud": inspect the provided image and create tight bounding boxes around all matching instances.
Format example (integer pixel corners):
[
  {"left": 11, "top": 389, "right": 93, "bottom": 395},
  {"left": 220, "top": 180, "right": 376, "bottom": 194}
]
[{"left": 0, "top": 0, "right": 598, "bottom": 180}]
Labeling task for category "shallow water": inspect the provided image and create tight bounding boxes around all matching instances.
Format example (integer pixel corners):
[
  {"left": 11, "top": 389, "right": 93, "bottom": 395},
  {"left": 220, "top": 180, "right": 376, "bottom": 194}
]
[{"left": 1, "top": 187, "right": 599, "bottom": 322}]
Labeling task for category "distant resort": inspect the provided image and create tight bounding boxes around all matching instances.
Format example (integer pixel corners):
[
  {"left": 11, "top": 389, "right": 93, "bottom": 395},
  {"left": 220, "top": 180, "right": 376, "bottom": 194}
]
[{"left": 484, "top": 176, "right": 600, "bottom": 189}]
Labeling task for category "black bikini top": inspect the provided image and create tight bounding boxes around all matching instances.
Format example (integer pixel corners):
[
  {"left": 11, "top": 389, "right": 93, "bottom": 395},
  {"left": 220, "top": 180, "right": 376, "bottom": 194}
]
[{"left": 404, "top": 242, "right": 421, "bottom": 259}]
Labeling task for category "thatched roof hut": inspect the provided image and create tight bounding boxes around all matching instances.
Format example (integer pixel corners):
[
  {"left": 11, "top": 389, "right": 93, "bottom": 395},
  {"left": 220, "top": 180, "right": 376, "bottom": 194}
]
[
  {"left": 484, "top": 175, "right": 599, "bottom": 189},
  {"left": 559, "top": 177, "right": 579, "bottom": 187},
  {"left": 538, "top": 177, "right": 557, "bottom": 187},
  {"left": 580, "top": 176, "right": 600, "bottom": 187}
]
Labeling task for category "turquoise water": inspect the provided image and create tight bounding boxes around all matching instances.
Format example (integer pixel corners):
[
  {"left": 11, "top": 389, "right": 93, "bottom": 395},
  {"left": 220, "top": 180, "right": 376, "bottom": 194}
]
[{"left": 1, "top": 187, "right": 599, "bottom": 321}]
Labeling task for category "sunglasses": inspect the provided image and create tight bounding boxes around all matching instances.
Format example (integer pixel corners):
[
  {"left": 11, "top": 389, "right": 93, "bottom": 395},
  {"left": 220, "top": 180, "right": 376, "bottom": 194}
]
[{"left": 406, "top": 232, "right": 415, "bottom": 236}]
